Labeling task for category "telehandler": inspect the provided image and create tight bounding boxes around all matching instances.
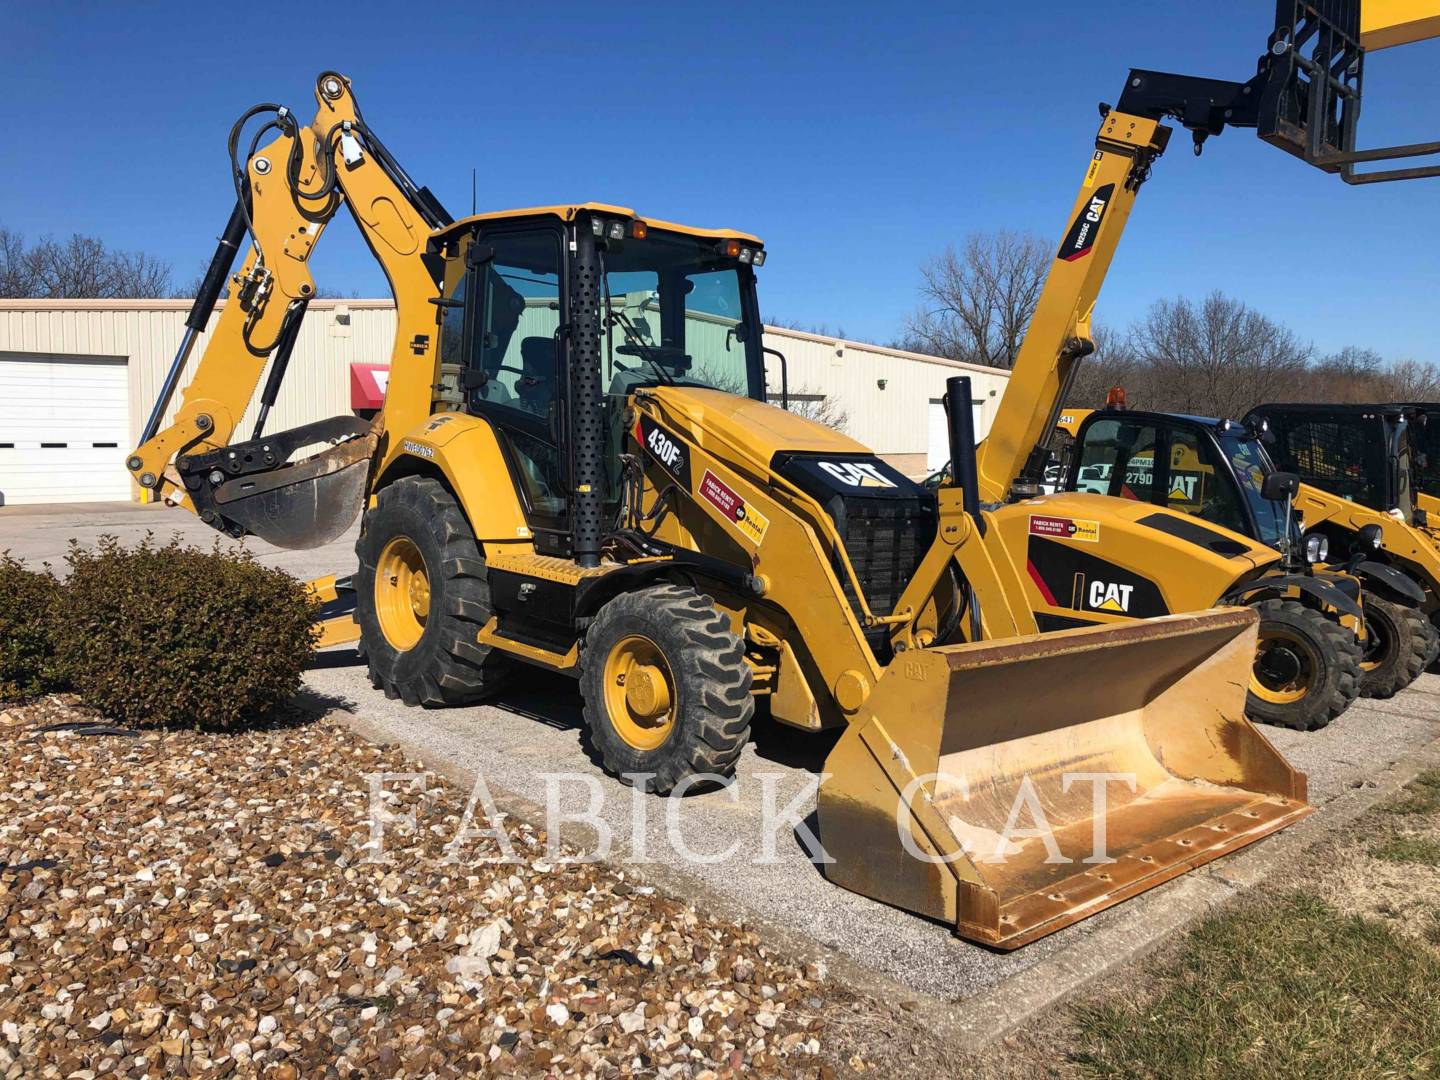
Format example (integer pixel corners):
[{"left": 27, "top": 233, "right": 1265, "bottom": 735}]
[
  {"left": 1245, "top": 402, "right": 1440, "bottom": 666},
  {"left": 126, "top": 3, "right": 1439, "bottom": 947},
  {"left": 1062, "top": 404, "right": 1432, "bottom": 723}
]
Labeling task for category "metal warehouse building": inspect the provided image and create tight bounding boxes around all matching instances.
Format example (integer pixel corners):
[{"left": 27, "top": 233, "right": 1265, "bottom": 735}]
[{"left": 0, "top": 299, "right": 1009, "bottom": 506}]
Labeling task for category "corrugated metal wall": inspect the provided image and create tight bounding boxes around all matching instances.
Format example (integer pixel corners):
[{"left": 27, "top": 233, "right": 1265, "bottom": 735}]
[
  {"left": 0, "top": 300, "right": 396, "bottom": 452},
  {"left": 0, "top": 300, "right": 1009, "bottom": 495}
]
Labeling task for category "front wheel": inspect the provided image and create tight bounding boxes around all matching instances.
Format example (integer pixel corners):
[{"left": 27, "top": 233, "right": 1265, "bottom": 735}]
[
  {"left": 1247, "top": 599, "right": 1361, "bottom": 731},
  {"left": 1357, "top": 591, "right": 1428, "bottom": 699},
  {"left": 579, "top": 585, "right": 753, "bottom": 794}
]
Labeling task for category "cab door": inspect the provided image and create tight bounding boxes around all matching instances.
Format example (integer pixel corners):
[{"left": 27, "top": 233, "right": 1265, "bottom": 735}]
[{"left": 459, "top": 225, "right": 573, "bottom": 554}]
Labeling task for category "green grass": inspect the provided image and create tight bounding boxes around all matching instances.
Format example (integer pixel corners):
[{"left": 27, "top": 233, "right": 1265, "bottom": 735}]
[
  {"left": 1068, "top": 892, "right": 1440, "bottom": 1079},
  {"left": 1370, "top": 835, "right": 1440, "bottom": 866},
  {"left": 1385, "top": 769, "right": 1440, "bottom": 816}
]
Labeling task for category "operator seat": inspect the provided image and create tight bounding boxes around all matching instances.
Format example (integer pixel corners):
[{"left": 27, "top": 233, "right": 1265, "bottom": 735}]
[{"left": 517, "top": 336, "right": 556, "bottom": 416}]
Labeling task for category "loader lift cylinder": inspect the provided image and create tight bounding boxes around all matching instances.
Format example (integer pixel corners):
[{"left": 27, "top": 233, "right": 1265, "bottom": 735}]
[
  {"left": 138, "top": 198, "right": 248, "bottom": 446},
  {"left": 568, "top": 226, "right": 607, "bottom": 568}
]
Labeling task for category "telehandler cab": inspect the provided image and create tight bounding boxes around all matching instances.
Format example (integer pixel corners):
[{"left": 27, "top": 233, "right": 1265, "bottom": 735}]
[
  {"left": 1063, "top": 406, "right": 1432, "bottom": 725},
  {"left": 127, "top": 3, "right": 1440, "bottom": 947}
]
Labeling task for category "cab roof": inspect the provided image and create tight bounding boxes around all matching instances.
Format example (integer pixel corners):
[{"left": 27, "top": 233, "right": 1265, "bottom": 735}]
[{"left": 432, "top": 201, "right": 762, "bottom": 247}]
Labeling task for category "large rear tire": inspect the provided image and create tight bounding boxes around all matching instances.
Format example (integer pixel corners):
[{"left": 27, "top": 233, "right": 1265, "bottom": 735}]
[
  {"left": 580, "top": 584, "right": 753, "bottom": 794},
  {"left": 1247, "top": 599, "right": 1361, "bottom": 731},
  {"left": 355, "top": 477, "right": 509, "bottom": 706},
  {"left": 1357, "top": 591, "right": 1428, "bottom": 699}
]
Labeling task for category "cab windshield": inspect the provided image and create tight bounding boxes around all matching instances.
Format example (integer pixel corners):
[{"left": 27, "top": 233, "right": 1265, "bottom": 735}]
[
  {"left": 597, "top": 230, "right": 762, "bottom": 400},
  {"left": 1218, "top": 434, "right": 1293, "bottom": 548}
]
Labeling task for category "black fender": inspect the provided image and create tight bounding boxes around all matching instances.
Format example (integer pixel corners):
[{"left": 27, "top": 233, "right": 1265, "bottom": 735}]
[
  {"left": 1223, "top": 573, "right": 1363, "bottom": 622},
  {"left": 1351, "top": 560, "right": 1427, "bottom": 607}
]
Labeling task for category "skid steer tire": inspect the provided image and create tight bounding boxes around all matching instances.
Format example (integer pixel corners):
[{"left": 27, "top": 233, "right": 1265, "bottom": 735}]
[
  {"left": 580, "top": 584, "right": 753, "bottom": 795},
  {"left": 355, "top": 477, "right": 509, "bottom": 707},
  {"left": 1247, "top": 599, "right": 1361, "bottom": 731},
  {"left": 1424, "top": 615, "right": 1440, "bottom": 671},
  {"left": 1358, "top": 591, "right": 1428, "bottom": 699}
]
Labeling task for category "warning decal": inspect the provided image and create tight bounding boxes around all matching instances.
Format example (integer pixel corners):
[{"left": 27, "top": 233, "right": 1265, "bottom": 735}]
[
  {"left": 1029, "top": 515, "right": 1100, "bottom": 543},
  {"left": 699, "top": 470, "right": 769, "bottom": 546}
]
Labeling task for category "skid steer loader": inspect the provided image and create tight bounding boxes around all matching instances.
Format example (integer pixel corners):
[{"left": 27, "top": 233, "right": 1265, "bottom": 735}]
[
  {"left": 1062, "top": 406, "right": 1432, "bottom": 722},
  {"left": 126, "top": 4, "right": 1440, "bottom": 947},
  {"left": 1245, "top": 403, "right": 1440, "bottom": 667}
]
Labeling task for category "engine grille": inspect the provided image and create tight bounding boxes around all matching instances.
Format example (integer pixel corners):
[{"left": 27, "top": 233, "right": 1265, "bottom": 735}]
[{"left": 836, "top": 495, "right": 936, "bottom": 624}]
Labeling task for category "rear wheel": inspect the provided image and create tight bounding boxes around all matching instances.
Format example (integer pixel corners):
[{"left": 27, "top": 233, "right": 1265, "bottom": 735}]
[
  {"left": 1424, "top": 614, "right": 1440, "bottom": 671},
  {"left": 355, "top": 477, "right": 509, "bottom": 706},
  {"left": 1357, "top": 591, "right": 1428, "bottom": 699},
  {"left": 580, "top": 584, "right": 753, "bottom": 794},
  {"left": 1247, "top": 599, "right": 1361, "bottom": 731}
]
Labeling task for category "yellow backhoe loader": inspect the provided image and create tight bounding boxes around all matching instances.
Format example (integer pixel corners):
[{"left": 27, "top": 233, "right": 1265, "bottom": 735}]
[{"left": 127, "top": 4, "right": 1438, "bottom": 948}]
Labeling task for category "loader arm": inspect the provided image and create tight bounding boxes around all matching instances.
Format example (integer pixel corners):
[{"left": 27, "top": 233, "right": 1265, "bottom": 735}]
[{"left": 126, "top": 72, "right": 449, "bottom": 546}]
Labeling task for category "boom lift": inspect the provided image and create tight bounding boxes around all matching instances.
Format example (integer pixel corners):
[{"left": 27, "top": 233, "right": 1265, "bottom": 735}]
[
  {"left": 908, "top": 1, "right": 1440, "bottom": 731},
  {"left": 129, "top": 3, "right": 1440, "bottom": 947}
]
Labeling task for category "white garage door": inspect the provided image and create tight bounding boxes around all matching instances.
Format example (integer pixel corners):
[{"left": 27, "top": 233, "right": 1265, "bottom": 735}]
[
  {"left": 927, "top": 399, "right": 985, "bottom": 471},
  {"left": 0, "top": 355, "right": 132, "bottom": 506}
]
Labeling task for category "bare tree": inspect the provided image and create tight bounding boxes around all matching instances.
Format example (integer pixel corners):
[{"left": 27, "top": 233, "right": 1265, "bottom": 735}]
[
  {"left": 0, "top": 228, "right": 172, "bottom": 299},
  {"left": 1064, "top": 323, "right": 1139, "bottom": 409},
  {"left": 900, "top": 231, "right": 1049, "bottom": 368},
  {"left": 784, "top": 388, "right": 850, "bottom": 433},
  {"left": 1123, "top": 292, "right": 1310, "bottom": 419},
  {"left": 1383, "top": 357, "right": 1440, "bottom": 402}
]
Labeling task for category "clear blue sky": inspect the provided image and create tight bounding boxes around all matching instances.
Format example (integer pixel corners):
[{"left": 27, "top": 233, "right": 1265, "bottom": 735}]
[{"left": 4, "top": 1, "right": 1438, "bottom": 360}]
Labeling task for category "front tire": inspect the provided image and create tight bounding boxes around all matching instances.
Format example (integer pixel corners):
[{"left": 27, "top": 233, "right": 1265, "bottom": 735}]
[
  {"left": 580, "top": 585, "right": 753, "bottom": 794},
  {"left": 1357, "top": 591, "right": 1428, "bottom": 699},
  {"left": 1247, "top": 599, "right": 1361, "bottom": 731},
  {"left": 355, "top": 477, "right": 509, "bottom": 706}
]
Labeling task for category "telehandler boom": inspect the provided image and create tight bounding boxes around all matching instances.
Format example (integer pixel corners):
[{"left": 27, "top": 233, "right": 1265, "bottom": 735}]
[{"left": 130, "top": 3, "right": 1440, "bottom": 947}]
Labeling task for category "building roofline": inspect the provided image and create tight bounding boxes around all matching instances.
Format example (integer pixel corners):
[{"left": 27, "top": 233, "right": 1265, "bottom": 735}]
[{"left": 0, "top": 299, "right": 1007, "bottom": 376}]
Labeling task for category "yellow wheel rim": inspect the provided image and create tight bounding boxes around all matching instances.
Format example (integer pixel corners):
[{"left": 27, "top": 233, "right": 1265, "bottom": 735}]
[
  {"left": 1251, "top": 627, "right": 1319, "bottom": 705},
  {"left": 603, "top": 634, "right": 677, "bottom": 751},
  {"left": 375, "top": 536, "right": 430, "bottom": 650}
]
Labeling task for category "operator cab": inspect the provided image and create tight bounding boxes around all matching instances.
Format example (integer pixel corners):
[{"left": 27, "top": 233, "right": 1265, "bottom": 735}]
[
  {"left": 1067, "top": 409, "right": 1297, "bottom": 554},
  {"left": 428, "top": 204, "right": 769, "bottom": 556},
  {"left": 1244, "top": 404, "right": 1418, "bottom": 520}
]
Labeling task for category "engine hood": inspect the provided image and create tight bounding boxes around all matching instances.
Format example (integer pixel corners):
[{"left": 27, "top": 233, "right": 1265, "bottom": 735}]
[
  {"left": 645, "top": 387, "right": 870, "bottom": 471},
  {"left": 1019, "top": 491, "right": 1277, "bottom": 568}
]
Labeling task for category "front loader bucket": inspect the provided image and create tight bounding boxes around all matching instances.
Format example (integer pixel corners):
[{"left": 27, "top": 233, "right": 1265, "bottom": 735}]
[{"left": 818, "top": 608, "right": 1310, "bottom": 949}]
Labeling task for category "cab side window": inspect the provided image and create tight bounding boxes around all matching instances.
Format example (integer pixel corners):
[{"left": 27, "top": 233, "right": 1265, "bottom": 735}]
[
  {"left": 1075, "top": 419, "right": 1157, "bottom": 502},
  {"left": 470, "top": 230, "right": 563, "bottom": 424},
  {"left": 1166, "top": 429, "right": 1246, "bottom": 533}
]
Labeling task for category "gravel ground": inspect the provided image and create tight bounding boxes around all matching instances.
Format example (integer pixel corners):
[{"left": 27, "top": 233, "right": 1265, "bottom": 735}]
[{"left": 0, "top": 696, "right": 935, "bottom": 1079}]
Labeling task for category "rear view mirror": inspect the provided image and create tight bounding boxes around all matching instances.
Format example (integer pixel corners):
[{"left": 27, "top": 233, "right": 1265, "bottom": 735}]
[{"left": 1261, "top": 471, "right": 1299, "bottom": 501}]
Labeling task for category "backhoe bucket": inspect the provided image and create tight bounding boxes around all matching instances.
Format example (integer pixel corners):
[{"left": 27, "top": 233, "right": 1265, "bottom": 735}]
[
  {"left": 818, "top": 608, "right": 1309, "bottom": 949},
  {"left": 211, "top": 430, "right": 376, "bottom": 550}
]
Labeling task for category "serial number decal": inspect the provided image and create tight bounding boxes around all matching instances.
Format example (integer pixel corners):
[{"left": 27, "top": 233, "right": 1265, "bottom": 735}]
[
  {"left": 699, "top": 470, "right": 770, "bottom": 547},
  {"left": 1028, "top": 515, "right": 1099, "bottom": 543},
  {"left": 402, "top": 440, "right": 435, "bottom": 459}
]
